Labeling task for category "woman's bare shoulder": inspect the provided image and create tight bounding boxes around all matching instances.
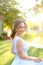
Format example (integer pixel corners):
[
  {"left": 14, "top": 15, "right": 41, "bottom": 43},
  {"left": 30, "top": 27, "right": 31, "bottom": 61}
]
[{"left": 13, "top": 36, "right": 22, "bottom": 42}]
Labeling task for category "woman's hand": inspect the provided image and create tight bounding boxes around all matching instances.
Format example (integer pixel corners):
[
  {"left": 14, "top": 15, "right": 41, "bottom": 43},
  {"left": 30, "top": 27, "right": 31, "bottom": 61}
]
[{"left": 33, "top": 58, "right": 42, "bottom": 63}]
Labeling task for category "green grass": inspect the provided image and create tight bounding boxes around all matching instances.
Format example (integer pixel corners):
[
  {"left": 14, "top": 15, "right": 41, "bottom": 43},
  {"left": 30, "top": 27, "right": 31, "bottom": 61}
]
[
  {"left": 0, "top": 40, "right": 43, "bottom": 65},
  {"left": 0, "top": 40, "right": 15, "bottom": 65}
]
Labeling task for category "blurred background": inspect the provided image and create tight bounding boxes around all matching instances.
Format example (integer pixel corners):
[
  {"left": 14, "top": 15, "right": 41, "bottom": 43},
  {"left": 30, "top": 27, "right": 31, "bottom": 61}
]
[{"left": 0, "top": 0, "right": 43, "bottom": 65}]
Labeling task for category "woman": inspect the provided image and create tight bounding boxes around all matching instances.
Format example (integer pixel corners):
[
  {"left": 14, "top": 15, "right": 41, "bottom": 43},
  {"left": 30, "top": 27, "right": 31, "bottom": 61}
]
[{"left": 11, "top": 19, "right": 43, "bottom": 65}]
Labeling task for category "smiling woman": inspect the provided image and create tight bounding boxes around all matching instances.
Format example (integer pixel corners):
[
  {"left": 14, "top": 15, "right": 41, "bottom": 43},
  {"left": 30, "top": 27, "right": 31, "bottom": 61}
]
[
  {"left": 11, "top": 19, "right": 27, "bottom": 39},
  {"left": 11, "top": 19, "right": 43, "bottom": 65}
]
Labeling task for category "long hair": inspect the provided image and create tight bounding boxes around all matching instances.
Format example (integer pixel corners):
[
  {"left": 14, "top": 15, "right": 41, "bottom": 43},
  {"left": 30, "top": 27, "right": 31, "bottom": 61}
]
[{"left": 11, "top": 19, "right": 27, "bottom": 39}]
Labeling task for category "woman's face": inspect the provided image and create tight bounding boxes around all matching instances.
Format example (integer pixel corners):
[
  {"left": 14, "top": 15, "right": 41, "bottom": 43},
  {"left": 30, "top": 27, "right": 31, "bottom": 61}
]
[{"left": 16, "top": 22, "right": 26, "bottom": 36}]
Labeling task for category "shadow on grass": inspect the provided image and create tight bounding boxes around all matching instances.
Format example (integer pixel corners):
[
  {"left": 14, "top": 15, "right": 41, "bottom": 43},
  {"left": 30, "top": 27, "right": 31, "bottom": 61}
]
[
  {"left": 0, "top": 40, "right": 11, "bottom": 45},
  {"left": 5, "top": 57, "right": 15, "bottom": 65},
  {"left": 0, "top": 45, "right": 10, "bottom": 50},
  {"left": 0, "top": 49, "right": 9, "bottom": 55},
  {"left": 0, "top": 43, "right": 6, "bottom": 45},
  {"left": 0, "top": 46, "right": 7, "bottom": 50}
]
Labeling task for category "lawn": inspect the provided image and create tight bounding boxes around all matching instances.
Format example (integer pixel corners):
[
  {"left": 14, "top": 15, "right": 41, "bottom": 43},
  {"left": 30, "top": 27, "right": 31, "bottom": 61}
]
[
  {"left": 0, "top": 40, "right": 43, "bottom": 65},
  {"left": 0, "top": 40, "right": 15, "bottom": 65}
]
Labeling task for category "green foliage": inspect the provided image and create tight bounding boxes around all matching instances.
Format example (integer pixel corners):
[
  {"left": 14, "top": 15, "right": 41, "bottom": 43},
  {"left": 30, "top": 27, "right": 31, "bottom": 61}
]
[
  {"left": 0, "top": 35, "right": 4, "bottom": 41},
  {"left": 28, "top": 47, "right": 43, "bottom": 59},
  {"left": 0, "top": 0, "right": 19, "bottom": 15},
  {"left": 2, "top": 32, "right": 7, "bottom": 35},
  {"left": 32, "top": 0, "right": 43, "bottom": 14},
  {"left": 0, "top": 0, "right": 23, "bottom": 28},
  {"left": 0, "top": 0, "right": 43, "bottom": 29}
]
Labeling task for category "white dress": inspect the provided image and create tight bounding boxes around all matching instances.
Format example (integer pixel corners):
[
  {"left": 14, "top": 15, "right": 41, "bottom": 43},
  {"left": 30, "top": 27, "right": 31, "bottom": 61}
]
[{"left": 11, "top": 36, "right": 43, "bottom": 65}]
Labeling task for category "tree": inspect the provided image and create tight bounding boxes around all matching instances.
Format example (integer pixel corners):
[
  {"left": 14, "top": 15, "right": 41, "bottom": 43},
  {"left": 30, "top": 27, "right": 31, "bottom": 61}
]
[
  {"left": 32, "top": 0, "right": 43, "bottom": 14},
  {"left": 0, "top": 0, "right": 23, "bottom": 28}
]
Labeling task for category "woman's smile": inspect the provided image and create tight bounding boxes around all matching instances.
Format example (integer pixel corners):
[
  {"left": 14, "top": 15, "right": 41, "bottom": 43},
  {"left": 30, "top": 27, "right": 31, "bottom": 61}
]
[{"left": 16, "top": 22, "right": 26, "bottom": 36}]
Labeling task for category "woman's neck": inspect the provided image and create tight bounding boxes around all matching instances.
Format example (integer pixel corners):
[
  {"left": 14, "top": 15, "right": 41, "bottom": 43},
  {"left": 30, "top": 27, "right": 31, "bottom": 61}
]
[{"left": 15, "top": 33, "right": 21, "bottom": 37}]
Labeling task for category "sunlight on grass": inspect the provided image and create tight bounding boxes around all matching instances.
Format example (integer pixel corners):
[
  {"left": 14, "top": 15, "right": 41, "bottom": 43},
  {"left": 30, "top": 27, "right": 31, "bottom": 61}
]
[
  {"left": 0, "top": 42, "right": 11, "bottom": 48},
  {"left": 0, "top": 49, "right": 15, "bottom": 65},
  {"left": 0, "top": 41, "right": 15, "bottom": 65}
]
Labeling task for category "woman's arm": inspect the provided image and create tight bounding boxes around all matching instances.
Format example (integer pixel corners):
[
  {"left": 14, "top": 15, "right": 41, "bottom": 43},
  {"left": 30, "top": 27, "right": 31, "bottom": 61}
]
[{"left": 17, "top": 39, "right": 41, "bottom": 62}]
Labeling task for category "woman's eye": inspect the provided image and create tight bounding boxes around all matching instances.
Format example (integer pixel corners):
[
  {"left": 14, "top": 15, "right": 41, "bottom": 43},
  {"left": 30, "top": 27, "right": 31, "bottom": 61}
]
[
  {"left": 19, "top": 26, "right": 22, "bottom": 28},
  {"left": 19, "top": 26, "right": 25, "bottom": 28}
]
